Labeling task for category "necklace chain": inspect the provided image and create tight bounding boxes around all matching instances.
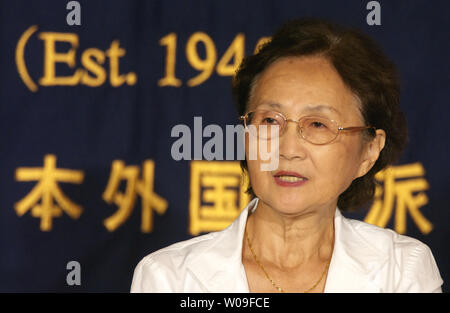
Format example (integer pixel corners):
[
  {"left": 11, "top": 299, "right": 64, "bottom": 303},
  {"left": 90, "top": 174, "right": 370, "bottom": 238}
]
[{"left": 245, "top": 228, "right": 331, "bottom": 293}]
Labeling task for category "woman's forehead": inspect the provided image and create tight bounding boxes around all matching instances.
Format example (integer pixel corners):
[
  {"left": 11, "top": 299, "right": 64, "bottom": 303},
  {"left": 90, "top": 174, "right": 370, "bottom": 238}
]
[
  {"left": 254, "top": 57, "right": 350, "bottom": 99},
  {"left": 250, "top": 56, "right": 362, "bottom": 119}
]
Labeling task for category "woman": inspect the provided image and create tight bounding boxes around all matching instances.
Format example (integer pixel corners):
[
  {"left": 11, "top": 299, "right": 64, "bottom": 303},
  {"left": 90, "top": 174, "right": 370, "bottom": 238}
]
[{"left": 131, "top": 19, "right": 443, "bottom": 292}]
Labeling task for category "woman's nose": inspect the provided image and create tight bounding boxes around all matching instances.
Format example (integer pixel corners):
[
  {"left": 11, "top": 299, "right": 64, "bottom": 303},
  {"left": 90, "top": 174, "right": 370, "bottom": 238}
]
[{"left": 279, "top": 120, "right": 307, "bottom": 160}]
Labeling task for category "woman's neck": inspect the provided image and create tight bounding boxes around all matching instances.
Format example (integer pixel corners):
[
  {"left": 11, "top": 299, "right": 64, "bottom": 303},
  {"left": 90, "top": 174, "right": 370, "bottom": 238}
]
[{"left": 246, "top": 199, "right": 335, "bottom": 269}]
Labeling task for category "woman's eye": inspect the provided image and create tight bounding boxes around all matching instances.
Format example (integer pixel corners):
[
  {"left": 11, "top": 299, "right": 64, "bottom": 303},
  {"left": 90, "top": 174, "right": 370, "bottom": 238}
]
[
  {"left": 311, "top": 121, "right": 327, "bottom": 128},
  {"left": 262, "top": 117, "right": 278, "bottom": 124}
]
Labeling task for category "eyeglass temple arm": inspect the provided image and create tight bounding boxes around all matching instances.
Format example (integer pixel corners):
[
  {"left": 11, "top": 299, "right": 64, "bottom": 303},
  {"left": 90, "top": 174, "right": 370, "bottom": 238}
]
[{"left": 339, "top": 126, "right": 376, "bottom": 132}]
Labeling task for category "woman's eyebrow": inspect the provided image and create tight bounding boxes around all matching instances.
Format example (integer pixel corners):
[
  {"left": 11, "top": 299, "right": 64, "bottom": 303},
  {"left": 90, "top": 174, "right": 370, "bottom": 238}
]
[
  {"left": 257, "top": 102, "right": 281, "bottom": 109},
  {"left": 302, "top": 104, "right": 340, "bottom": 115},
  {"left": 259, "top": 102, "right": 340, "bottom": 115}
]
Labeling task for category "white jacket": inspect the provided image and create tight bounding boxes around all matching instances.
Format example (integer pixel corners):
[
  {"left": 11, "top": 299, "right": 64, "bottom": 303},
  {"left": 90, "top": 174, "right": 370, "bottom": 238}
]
[{"left": 130, "top": 198, "right": 443, "bottom": 293}]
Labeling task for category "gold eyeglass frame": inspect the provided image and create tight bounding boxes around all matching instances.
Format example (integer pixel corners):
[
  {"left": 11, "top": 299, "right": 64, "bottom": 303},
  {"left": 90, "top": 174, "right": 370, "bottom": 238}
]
[{"left": 240, "top": 109, "right": 376, "bottom": 145}]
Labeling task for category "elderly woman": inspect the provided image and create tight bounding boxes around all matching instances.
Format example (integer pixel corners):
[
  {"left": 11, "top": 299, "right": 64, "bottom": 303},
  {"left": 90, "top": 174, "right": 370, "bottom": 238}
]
[{"left": 131, "top": 19, "right": 443, "bottom": 293}]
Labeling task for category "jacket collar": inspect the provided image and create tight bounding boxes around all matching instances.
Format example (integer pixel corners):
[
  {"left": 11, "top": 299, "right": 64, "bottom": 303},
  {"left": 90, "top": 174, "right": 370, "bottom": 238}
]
[
  {"left": 185, "top": 198, "right": 254, "bottom": 292},
  {"left": 187, "top": 198, "right": 388, "bottom": 292},
  {"left": 324, "top": 209, "right": 388, "bottom": 292}
]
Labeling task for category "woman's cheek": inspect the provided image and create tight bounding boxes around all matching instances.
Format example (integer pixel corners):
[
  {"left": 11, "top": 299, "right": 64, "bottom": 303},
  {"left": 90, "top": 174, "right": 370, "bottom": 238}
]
[
  {"left": 247, "top": 159, "right": 266, "bottom": 193},
  {"left": 314, "top": 146, "right": 358, "bottom": 196}
]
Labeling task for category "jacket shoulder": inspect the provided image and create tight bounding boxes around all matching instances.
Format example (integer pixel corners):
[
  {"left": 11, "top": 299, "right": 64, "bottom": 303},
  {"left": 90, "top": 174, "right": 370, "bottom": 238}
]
[
  {"left": 130, "top": 231, "right": 220, "bottom": 292},
  {"left": 344, "top": 217, "right": 420, "bottom": 252},
  {"left": 343, "top": 217, "right": 443, "bottom": 292},
  {"left": 143, "top": 232, "right": 217, "bottom": 265}
]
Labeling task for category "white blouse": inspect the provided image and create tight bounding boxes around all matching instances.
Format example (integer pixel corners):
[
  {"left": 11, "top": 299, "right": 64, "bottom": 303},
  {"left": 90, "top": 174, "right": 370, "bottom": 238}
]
[{"left": 131, "top": 198, "right": 443, "bottom": 292}]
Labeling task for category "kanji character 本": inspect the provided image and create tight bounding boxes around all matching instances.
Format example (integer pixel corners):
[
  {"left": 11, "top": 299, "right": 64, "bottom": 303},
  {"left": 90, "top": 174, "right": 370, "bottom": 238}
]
[
  {"left": 102, "top": 159, "right": 168, "bottom": 232},
  {"left": 14, "top": 154, "right": 84, "bottom": 231}
]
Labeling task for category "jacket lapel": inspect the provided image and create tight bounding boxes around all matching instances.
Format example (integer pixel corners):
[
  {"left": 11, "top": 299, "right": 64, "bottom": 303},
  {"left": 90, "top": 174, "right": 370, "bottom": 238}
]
[
  {"left": 186, "top": 198, "right": 257, "bottom": 292},
  {"left": 187, "top": 198, "right": 388, "bottom": 293},
  {"left": 324, "top": 209, "right": 388, "bottom": 292}
]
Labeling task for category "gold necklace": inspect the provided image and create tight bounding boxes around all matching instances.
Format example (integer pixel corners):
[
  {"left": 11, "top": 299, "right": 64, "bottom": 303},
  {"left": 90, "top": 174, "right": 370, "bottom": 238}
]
[{"left": 245, "top": 228, "right": 331, "bottom": 293}]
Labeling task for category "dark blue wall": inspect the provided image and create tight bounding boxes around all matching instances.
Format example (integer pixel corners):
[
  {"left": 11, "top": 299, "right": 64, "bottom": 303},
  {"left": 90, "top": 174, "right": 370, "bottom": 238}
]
[{"left": 0, "top": 0, "right": 448, "bottom": 292}]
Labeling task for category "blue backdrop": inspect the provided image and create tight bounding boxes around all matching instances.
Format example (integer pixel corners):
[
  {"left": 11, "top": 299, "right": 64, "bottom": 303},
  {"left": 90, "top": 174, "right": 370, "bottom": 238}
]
[{"left": 0, "top": 0, "right": 448, "bottom": 292}]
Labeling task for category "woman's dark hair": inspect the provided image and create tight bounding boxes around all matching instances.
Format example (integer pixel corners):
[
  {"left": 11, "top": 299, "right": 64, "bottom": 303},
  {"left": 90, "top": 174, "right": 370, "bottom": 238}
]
[{"left": 232, "top": 18, "right": 408, "bottom": 212}]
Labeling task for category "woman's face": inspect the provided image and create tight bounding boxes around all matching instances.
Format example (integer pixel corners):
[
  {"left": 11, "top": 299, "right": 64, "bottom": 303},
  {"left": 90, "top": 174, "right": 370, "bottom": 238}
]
[{"left": 245, "top": 56, "right": 383, "bottom": 214}]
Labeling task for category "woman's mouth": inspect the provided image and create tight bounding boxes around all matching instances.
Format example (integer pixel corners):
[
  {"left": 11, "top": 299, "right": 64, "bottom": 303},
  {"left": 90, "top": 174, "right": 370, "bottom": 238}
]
[{"left": 273, "top": 171, "right": 308, "bottom": 187}]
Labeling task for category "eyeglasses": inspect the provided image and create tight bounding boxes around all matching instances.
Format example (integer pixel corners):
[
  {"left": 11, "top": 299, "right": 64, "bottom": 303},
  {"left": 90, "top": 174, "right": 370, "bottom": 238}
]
[{"left": 240, "top": 110, "right": 376, "bottom": 145}]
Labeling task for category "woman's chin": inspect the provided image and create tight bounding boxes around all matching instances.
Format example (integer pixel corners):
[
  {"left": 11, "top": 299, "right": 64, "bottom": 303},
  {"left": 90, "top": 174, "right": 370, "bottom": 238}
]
[{"left": 265, "top": 195, "right": 311, "bottom": 215}]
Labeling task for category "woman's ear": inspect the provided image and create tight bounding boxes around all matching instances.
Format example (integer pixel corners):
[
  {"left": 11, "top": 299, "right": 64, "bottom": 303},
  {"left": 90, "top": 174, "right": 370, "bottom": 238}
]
[{"left": 356, "top": 129, "right": 386, "bottom": 178}]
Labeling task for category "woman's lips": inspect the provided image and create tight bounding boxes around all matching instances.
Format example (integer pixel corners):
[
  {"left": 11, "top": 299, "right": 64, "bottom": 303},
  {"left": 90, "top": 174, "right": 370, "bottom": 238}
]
[{"left": 273, "top": 171, "right": 308, "bottom": 187}]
